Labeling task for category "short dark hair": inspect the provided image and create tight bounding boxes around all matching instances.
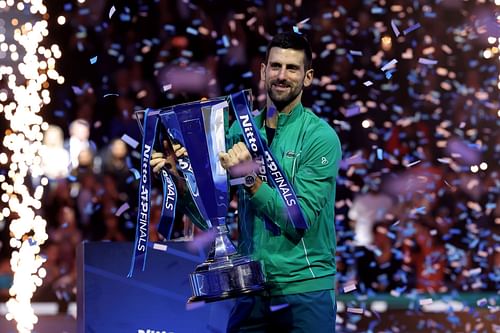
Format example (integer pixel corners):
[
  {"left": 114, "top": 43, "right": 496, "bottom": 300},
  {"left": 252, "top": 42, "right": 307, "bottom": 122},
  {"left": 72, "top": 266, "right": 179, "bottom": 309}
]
[{"left": 264, "top": 32, "right": 313, "bottom": 70}]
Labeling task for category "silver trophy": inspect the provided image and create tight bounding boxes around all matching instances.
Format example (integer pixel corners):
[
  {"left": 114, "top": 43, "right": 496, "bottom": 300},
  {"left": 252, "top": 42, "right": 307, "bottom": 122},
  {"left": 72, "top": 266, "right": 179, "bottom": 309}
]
[{"left": 153, "top": 93, "right": 266, "bottom": 303}]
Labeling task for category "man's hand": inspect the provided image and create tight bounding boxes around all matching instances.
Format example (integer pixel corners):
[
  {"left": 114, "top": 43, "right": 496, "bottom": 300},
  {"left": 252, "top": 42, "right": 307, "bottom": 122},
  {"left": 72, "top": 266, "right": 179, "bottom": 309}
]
[
  {"left": 219, "top": 142, "right": 253, "bottom": 177},
  {"left": 150, "top": 140, "right": 187, "bottom": 175},
  {"left": 219, "top": 142, "right": 262, "bottom": 194}
]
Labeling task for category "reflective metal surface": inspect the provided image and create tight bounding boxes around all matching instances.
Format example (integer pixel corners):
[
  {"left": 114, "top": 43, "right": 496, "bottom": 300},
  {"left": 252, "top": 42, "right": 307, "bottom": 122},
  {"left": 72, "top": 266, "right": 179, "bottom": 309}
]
[
  {"left": 188, "top": 255, "right": 266, "bottom": 303},
  {"left": 188, "top": 223, "right": 266, "bottom": 303}
]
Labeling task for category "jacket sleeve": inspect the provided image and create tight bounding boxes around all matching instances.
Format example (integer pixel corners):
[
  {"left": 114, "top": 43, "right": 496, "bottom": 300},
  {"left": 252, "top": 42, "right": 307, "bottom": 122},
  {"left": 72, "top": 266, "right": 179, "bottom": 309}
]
[{"left": 248, "top": 126, "right": 341, "bottom": 239}]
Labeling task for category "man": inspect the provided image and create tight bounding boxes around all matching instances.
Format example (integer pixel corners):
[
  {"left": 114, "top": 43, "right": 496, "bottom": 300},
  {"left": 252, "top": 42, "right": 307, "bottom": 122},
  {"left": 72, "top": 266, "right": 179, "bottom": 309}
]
[
  {"left": 221, "top": 31, "right": 341, "bottom": 333},
  {"left": 151, "top": 32, "right": 341, "bottom": 332}
]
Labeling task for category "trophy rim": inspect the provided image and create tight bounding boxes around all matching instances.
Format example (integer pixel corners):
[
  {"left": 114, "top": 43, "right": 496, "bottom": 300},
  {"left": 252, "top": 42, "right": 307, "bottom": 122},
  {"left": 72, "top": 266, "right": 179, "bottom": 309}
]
[{"left": 133, "top": 89, "right": 254, "bottom": 136}]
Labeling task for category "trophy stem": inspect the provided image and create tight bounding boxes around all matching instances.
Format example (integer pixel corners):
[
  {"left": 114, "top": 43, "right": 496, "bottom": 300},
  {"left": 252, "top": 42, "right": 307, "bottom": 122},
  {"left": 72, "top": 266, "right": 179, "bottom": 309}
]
[{"left": 206, "top": 224, "right": 237, "bottom": 263}]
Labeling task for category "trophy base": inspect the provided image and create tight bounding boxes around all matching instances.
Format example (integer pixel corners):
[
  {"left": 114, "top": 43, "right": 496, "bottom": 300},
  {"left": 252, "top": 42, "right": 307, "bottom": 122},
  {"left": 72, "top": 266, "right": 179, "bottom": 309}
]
[{"left": 188, "top": 255, "right": 266, "bottom": 303}]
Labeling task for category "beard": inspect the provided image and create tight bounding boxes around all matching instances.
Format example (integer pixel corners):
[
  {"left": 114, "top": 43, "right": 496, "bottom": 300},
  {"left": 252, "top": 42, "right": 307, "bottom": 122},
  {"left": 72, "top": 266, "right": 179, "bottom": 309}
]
[{"left": 267, "top": 79, "right": 303, "bottom": 110}]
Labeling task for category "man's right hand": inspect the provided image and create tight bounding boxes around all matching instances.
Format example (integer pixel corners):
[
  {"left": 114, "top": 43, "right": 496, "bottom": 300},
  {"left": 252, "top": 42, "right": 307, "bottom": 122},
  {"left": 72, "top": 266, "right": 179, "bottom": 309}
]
[{"left": 150, "top": 140, "right": 187, "bottom": 176}]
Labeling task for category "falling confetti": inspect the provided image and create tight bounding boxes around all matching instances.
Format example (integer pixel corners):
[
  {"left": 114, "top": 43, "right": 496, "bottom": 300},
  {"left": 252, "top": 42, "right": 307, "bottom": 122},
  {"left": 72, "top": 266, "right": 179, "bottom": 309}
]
[{"left": 108, "top": 5, "right": 116, "bottom": 19}]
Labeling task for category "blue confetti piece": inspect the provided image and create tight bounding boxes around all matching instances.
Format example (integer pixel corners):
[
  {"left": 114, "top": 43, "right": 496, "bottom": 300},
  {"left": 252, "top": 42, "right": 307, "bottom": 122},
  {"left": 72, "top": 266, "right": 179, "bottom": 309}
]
[
  {"left": 371, "top": 7, "right": 385, "bottom": 14},
  {"left": 181, "top": 50, "right": 193, "bottom": 58},
  {"left": 391, "top": 19, "right": 400, "bottom": 37},
  {"left": 115, "top": 203, "right": 130, "bottom": 217},
  {"left": 67, "top": 175, "right": 77, "bottom": 182},
  {"left": 120, "top": 13, "right": 131, "bottom": 21},
  {"left": 381, "top": 59, "right": 398, "bottom": 72},
  {"left": 418, "top": 58, "right": 438, "bottom": 65},
  {"left": 403, "top": 23, "right": 421, "bottom": 35},
  {"left": 129, "top": 168, "right": 141, "bottom": 180},
  {"left": 321, "top": 35, "right": 332, "bottom": 43},
  {"left": 241, "top": 71, "right": 253, "bottom": 78},
  {"left": 376, "top": 148, "right": 383, "bottom": 160},
  {"left": 186, "top": 27, "right": 198, "bottom": 36},
  {"left": 79, "top": 8, "right": 90, "bottom": 15},
  {"left": 28, "top": 238, "right": 37, "bottom": 246},
  {"left": 476, "top": 298, "right": 487, "bottom": 307},
  {"left": 163, "top": 24, "right": 176, "bottom": 33},
  {"left": 54, "top": 110, "right": 65, "bottom": 118},
  {"left": 385, "top": 69, "right": 396, "bottom": 79},
  {"left": 222, "top": 35, "right": 230, "bottom": 48},
  {"left": 270, "top": 303, "right": 290, "bottom": 312},
  {"left": 349, "top": 50, "right": 363, "bottom": 56},
  {"left": 121, "top": 134, "right": 139, "bottom": 149},
  {"left": 485, "top": 202, "right": 496, "bottom": 210},
  {"left": 89, "top": 56, "right": 98, "bottom": 64},
  {"left": 345, "top": 106, "right": 361, "bottom": 118},
  {"left": 293, "top": 26, "right": 301, "bottom": 34}
]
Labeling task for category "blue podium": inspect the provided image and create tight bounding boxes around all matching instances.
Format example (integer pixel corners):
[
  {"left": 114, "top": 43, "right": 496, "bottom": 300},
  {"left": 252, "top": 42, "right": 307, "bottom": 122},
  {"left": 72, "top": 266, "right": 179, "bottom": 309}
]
[{"left": 77, "top": 241, "right": 233, "bottom": 333}]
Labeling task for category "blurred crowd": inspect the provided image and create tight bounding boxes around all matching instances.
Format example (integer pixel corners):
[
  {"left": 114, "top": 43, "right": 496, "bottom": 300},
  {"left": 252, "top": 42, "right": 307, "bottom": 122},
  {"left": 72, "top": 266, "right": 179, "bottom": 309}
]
[{"left": 0, "top": 0, "right": 498, "bottom": 308}]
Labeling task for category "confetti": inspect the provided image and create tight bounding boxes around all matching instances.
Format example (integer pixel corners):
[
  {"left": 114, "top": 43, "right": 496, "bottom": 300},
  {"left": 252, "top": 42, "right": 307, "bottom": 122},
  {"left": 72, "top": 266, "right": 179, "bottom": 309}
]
[
  {"left": 151, "top": 242, "right": 168, "bottom": 252},
  {"left": 108, "top": 6, "right": 116, "bottom": 19},
  {"left": 381, "top": 59, "right": 398, "bottom": 72},
  {"left": 103, "top": 93, "right": 119, "bottom": 98},
  {"left": 418, "top": 58, "right": 438, "bottom": 65},
  {"left": 186, "top": 27, "right": 198, "bottom": 36},
  {"left": 403, "top": 23, "right": 421, "bottom": 35},
  {"left": 391, "top": 20, "right": 401, "bottom": 37},
  {"left": 121, "top": 134, "right": 139, "bottom": 149},
  {"left": 363, "top": 80, "right": 373, "bottom": 86},
  {"left": 349, "top": 50, "right": 363, "bottom": 56},
  {"left": 347, "top": 307, "right": 364, "bottom": 314},
  {"left": 343, "top": 282, "right": 357, "bottom": 293},
  {"left": 419, "top": 298, "right": 433, "bottom": 306},
  {"left": 115, "top": 203, "right": 130, "bottom": 217},
  {"left": 270, "top": 303, "right": 289, "bottom": 311},
  {"left": 344, "top": 106, "right": 361, "bottom": 118},
  {"left": 129, "top": 168, "right": 140, "bottom": 180},
  {"left": 89, "top": 56, "right": 98, "bottom": 64},
  {"left": 406, "top": 159, "right": 421, "bottom": 167},
  {"left": 376, "top": 148, "right": 383, "bottom": 160}
]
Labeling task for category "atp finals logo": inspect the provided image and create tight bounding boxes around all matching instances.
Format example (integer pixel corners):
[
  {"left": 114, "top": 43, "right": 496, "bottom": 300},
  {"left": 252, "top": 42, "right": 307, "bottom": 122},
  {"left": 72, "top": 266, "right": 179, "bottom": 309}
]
[{"left": 137, "top": 329, "right": 173, "bottom": 333}]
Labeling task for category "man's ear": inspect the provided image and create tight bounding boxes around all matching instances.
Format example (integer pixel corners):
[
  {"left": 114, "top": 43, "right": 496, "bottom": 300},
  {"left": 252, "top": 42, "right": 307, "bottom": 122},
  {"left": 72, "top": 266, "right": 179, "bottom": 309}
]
[
  {"left": 260, "top": 63, "right": 266, "bottom": 82},
  {"left": 303, "top": 69, "right": 314, "bottom": 87}
]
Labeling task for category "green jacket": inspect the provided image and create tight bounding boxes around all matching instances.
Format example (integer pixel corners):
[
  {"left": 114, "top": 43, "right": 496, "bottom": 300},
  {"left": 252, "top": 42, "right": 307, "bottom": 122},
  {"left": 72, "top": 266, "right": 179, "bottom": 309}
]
[{"left": 227, "top": 102, "right": 341, "bottom": 296}]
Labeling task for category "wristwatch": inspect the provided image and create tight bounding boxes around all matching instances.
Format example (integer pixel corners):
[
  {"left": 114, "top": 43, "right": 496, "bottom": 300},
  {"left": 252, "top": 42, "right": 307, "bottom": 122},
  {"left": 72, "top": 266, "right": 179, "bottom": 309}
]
[{"left": 229, "top": 172, "right": 257, "bottom": 188}]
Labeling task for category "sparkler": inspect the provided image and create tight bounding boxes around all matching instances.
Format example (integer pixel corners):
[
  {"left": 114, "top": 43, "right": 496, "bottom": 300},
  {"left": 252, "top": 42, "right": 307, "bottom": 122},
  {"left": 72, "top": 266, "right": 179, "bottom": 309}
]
[{"left": 0, "top": 1, "right": 62, "bottom": 332}]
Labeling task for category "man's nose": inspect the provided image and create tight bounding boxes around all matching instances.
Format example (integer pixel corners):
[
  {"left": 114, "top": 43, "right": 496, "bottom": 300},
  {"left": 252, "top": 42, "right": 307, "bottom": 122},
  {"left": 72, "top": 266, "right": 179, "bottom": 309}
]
[{"left": 277, "top": 67, "right": 286, "bottom": 80}]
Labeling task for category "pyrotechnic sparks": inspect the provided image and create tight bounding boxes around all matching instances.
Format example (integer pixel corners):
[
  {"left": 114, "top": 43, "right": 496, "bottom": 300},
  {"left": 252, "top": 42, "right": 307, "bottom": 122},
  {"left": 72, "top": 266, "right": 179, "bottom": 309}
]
[{"left": 0, "top": 0, "right": 62, "bottom": 332}]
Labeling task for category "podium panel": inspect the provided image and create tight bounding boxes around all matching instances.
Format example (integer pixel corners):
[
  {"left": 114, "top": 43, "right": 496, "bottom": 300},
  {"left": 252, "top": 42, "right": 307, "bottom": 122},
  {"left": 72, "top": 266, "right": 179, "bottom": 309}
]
[{"left": 77, "top": 241, "right": 233, "bottom": 333}]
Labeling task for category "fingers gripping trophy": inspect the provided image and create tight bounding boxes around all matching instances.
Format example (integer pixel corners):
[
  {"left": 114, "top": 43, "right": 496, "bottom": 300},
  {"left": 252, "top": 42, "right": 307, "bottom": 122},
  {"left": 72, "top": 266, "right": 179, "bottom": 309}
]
[{"left": 130, "top": 91, "right": 266, "bottom": 303}]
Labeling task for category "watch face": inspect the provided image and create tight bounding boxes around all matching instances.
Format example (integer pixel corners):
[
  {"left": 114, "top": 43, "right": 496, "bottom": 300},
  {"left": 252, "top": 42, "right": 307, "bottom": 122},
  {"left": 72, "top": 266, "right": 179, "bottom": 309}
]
[{"left": 244, "top": 174, "right": 255, "bottom": 186}]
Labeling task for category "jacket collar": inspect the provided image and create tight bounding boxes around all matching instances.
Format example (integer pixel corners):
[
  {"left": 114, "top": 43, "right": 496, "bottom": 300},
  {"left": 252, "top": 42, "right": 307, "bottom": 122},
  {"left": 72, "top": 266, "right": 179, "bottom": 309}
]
[{"left": 255, "top": 102, "right": 304, "bottom": 129}]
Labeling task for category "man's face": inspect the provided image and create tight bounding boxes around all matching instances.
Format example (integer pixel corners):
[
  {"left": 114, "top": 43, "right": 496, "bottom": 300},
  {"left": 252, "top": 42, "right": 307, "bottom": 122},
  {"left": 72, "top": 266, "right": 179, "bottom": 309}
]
[{"left": 261, "top": 47, "right": 313, "bottom": 110}]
